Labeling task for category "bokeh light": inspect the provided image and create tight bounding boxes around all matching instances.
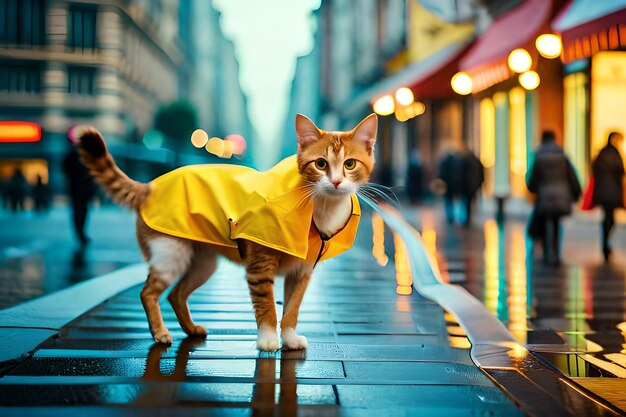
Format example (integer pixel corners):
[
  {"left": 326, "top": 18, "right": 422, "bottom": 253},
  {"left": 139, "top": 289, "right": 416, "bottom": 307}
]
[
  {"left": 224, "top": 134, "right": 247, "bottom": 156},
  {"left": 395, "top": 87, "right": 414, "bottom": 106},
  {"left": 372, "top": 95, "right": 395, "bottom": 116},
  {"left": 535, "top": 34, "right": 562, "bottom": 59},
  {"left": 143, "top": 130, "right": 165, "bottom": 150},
  {"left": 508, "top": 48, "right": 532, "bottom": 73},
  {"left": 221, "top": 140, "right": 235, "bottom": 158},
  {"left": 191, "top": 129, "right": 209, "bottom": 148},
  {"left": 451, "top": 72, "right": 473, "bottom": 95},
  {"left": 205, "top": 137, "right": 225, "bottom": 156},
  {"left": 519, "top": 71, "right": 540, "bottom": 90},
  {"left": 395, "top": 101, "right": 426, "bottom": 122}
]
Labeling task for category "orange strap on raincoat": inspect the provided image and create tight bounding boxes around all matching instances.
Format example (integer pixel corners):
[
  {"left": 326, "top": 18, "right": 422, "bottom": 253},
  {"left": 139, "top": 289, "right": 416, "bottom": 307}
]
[{"left": 140, "top": 155, "right": 360, "bottom": 264}]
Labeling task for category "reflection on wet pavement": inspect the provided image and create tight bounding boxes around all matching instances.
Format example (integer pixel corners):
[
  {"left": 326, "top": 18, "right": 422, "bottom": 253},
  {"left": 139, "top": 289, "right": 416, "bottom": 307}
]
[
  {"left": 0, "top": 206, "right": 141, "bottom": 309},
  {"left": 407, "top": 204, "right": 626, "bottom": 380}
]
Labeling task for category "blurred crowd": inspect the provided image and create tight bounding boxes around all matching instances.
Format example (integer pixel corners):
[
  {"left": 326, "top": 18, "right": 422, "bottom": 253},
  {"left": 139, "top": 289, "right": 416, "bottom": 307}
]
[
  {"left": 414, "top": 130, "right": 625, "bottom": 266},
  {"left": 0, "top": 169, "right": 51, "bottom": 213}
]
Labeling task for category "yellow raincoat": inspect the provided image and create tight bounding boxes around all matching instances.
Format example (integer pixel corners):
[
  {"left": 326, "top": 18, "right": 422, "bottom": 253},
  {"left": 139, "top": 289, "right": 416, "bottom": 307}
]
[{"left": 140, "top": 155, "right": 360, "bottom": 264}]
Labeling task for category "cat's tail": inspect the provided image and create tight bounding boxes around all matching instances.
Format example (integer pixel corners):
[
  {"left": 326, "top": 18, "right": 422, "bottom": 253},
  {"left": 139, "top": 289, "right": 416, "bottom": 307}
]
[{"left": 75, "top": 126, "right": 150, "bottom": 211}]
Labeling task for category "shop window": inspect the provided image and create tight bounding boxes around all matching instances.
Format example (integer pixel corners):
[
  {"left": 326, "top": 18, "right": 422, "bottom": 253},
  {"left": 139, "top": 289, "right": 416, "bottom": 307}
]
[
  {"left": 67, "top": 66, "right": 96, "bottom": 95},
  {"left": 564, "top": 72, "right": 588, "bottom": 185},
  {"left": 0, "top": 0, "right": 46, "bottom": 46},
  {"left": 0, "top": 64, "right": 42, "bottom": 93},
  {"left": 479, "top": 97, "right": 495, "bottom": 196},
  {"left": 591, "top": 52, "right": 626, "bottom": 165},
  {"left": 67, "top": 3, "right": 97, "bottom": 51},
  {"left": 493, "top": 92, "right": 510, "bottom": 198},
  {"left": 509, "top": 87, "right": 527, "bottom": 198}
]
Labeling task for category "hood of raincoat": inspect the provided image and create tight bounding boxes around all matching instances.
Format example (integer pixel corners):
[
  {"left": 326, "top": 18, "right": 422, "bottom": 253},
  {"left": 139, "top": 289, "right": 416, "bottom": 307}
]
[{"left": 140, "top": 155, "right": 360, "bottom": 264}]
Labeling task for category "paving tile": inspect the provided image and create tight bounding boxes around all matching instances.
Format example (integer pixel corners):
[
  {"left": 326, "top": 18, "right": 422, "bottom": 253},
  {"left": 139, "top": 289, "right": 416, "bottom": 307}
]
[
  {"left": 334, "top": 323, "right": 431, "bottom": 335},
  {"left": 337, "top": 385, "right": 524, "bottom": 414},
  {"left": 338, "top": 344, "right": 473, "bottom": 364},
  {"left": 176, "top": 382, "right": 336, "bottom": 405},
  {"left": 176, "top": 382, "right": 254, "bottom": 403},
  {"left": 336, "top": 334, "right": 441, "bottom": 345},
  {"left": 342, "top": 361, "right": 493, "bottom": 385},
  {"left": 0, "top": 383, "right": 155, "bottom": 406},
  {"left": 0, "top": 328, "right": 57, "bottom": 365}
]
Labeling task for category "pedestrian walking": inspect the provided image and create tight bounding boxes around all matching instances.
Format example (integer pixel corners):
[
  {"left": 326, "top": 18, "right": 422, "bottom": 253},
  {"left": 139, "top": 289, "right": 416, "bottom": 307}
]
[
  {"left": 460, "top": 149, "right": 484, "bottom": 226},
  {"left": 406, "top": 149, "right": 424, "bottom": 204},
  {"left": 591, "top": 131, "right": 625, "bottom": 261},
  {"left": 527, "top": 130, "right": 581, "bottom": 266},
  {"left": 6, "top": 168, "right": 29, "bottom": 212},
  {"left": 63, "top": 144, "right": 97, "bottom": 246},
  {"left": 32, "top": 175, "right": 51, "bottom": 212},
  {"left": 438, "top": 148, "right": 464, "bottom": 223}
]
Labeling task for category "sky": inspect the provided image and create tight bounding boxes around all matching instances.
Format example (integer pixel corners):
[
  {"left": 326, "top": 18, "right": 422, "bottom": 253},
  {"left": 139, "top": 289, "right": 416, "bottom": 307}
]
[{"left": 212, "top": 0, "right": 321, "bottom": 167}]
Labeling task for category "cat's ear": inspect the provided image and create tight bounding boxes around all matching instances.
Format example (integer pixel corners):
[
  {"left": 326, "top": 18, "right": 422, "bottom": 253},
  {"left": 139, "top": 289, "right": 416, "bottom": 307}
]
[
  {"left": 296, "top": 114, "right": 321, "bottom": 150},
  {"left": 352, "top": 113, "right": 378, "bottom": 155}
]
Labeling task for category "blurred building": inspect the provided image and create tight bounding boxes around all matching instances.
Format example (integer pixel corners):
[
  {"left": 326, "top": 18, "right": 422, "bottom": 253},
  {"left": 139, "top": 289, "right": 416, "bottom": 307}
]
[
  {"left": 0, "top": 0, "right": 187, "bottom": 194},
  {"left": 552, "top": 0, "right": 626, "bottom": 185},
  {"left": 0, "top": 0, "right": 255, "bottom": 198},
  {"left": 307, "top": 0, "right": 481, "bottom": 187},
  {"left": 302, "top": 0, "right": 626, "bottom": 210},
  {"left": 280, "top": 8, "right": 322, "bottom": 160},
  {"left": 188, "top": 0, "right": 256, "bottom": 167}
]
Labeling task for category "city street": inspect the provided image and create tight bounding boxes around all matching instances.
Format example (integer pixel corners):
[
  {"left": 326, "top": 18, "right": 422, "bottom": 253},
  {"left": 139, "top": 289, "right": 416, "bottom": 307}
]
[
  {"left": 2, "top": 0, "right": 626, "bottom": 415},
  {"left": 0, "top": 200, "right": 624, "bottom": 415}
]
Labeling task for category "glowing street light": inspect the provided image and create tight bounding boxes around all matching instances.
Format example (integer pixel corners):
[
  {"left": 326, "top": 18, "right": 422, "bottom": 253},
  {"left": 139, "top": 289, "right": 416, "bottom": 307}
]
[
  {"left": 372, "top": 95, "right": 395, "bottom": 116},
  {"left": 508, "top": 48, "right": 532, "bottom": 73},
  {"left": 451, "top": 72, "right": 473, "bottom": 95},
  {"left": 205, "top": 137, "right": 225, "bottom": 156},
  {"left": 519, "top": 71, "right": 540, "bottom": 90},
  {"left": 191, "top": 129, "right": 209, "bottom": 148},
  {"left": 395, "top": 87, "right": 414, "bottom": 106},
  {"left": 535, "top": 34, "right": 562, "bottom": 59}
]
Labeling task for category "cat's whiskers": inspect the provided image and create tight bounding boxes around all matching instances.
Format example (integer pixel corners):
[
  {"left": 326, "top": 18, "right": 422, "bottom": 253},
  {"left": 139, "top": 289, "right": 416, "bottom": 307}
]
[{"left": 358, "top": 182, "right": 401, "bottom": 207}]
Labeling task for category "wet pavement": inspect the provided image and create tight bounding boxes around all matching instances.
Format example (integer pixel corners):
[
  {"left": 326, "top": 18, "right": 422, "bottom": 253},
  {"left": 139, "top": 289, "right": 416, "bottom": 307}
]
[
  {"left": 0, "top": 204, "right": 141, "bottom": 309},
  {"left": 404, "top": 199, "right": 626, "bottom": 411},
  {"left": 0, "top": 201, "right": 624, "bottom": 414},
  {"left": 0, "top": 209, "right": 525, "bottom": 416}
]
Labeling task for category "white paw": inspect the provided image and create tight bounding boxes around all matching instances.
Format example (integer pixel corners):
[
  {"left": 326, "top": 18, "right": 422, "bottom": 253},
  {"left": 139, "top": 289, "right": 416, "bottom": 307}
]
[
  {"left": 257, "top": 326, "right": 279, "bottom": 352},
  {"left": 153, "top": 328, "right": 172, "bottom": 344},
  {"left": 281, "top": 327, "right": 308, "bottom": 350}
]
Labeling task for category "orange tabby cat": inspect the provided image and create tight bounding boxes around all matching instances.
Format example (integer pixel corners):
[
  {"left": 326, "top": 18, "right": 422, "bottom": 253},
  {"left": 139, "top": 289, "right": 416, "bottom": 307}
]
[{"left": 75, "top": 114, "right": 377, "bottom": 351}]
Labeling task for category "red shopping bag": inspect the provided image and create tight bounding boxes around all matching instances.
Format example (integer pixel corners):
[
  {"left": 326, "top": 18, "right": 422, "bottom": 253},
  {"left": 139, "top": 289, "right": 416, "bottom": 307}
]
[{"left": 581, "top": 176, "right": 595, "bottom": 211}]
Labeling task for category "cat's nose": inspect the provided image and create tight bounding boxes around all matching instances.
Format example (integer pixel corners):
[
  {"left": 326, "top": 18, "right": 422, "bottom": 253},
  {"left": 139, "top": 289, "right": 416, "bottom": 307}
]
[{"left": 331, "top": 180, "right": 342, "bottom": 189}]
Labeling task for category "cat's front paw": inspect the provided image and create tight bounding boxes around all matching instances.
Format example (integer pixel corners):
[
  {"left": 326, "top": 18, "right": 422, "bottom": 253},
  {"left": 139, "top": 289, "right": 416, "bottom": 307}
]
[
  {"left": 256, "top": 326, "right": 279, "bottom": 352},
  {"left": 153, "top": 328, "right": 173, "bottom": 344},
  {"left": 281, "top": 327, "right": 308, "bottom": 350}
]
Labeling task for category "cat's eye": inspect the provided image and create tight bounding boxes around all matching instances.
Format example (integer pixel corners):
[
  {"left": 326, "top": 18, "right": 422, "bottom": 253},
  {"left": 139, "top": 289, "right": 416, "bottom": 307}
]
[
  {"left": 344, "top": 159, "right": 357, "bottom": 170},
  {"left": 315, "top": 158, "right": 327, "bottom": 170}
]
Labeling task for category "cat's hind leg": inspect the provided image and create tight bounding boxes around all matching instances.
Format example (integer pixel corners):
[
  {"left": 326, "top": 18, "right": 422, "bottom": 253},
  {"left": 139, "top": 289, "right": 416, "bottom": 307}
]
[
  {"left": 169, "top": 243, "right": 217, "bottom": 337},
  {"left": 281, "top": 267, "right": 312, "bottom": 350},
  {"left": 142, "top": 236, "right": 193, "bottom": 344}
]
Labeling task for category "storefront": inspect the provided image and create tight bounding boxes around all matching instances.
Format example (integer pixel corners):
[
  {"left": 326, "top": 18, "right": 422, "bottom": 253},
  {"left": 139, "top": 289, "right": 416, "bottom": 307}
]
[
  {"left": 553, "top": 0, "right": 626, "bottom": 184},
  {"left": 0, "top": 121, "right": 53, "bottom": 208},
  {"left": 454, "top": 0, "right": 566, "bottom": 200}
]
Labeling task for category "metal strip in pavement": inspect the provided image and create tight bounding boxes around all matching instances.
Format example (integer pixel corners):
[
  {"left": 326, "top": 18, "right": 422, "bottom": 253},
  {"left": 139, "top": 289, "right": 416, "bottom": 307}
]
[
  {"left": 0, "top": 264, "right": 147, "bottom": 366},
  {"left": 376, "top": 204, "right": 623, "bottom": 417}
]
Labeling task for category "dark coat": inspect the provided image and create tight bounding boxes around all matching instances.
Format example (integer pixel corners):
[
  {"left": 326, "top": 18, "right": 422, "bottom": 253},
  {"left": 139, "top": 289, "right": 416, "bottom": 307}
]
[
  {"left": 527, "top": 142, "right": 581, "bottom": 216},
  {"left": 438, "top": 152, "right": 464, "bottom": 196},
  {"left": 460, "top": 151, "right": 484, "bottom": 196},
  {"left": 439, "top": 150, "right": 485, "bottom": 197},
  {"left": 63, "top": 148, "right": 97, "bottom": 199},
  {"left": 591, "top": 143, "right": 624, "bottom": 209}
]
